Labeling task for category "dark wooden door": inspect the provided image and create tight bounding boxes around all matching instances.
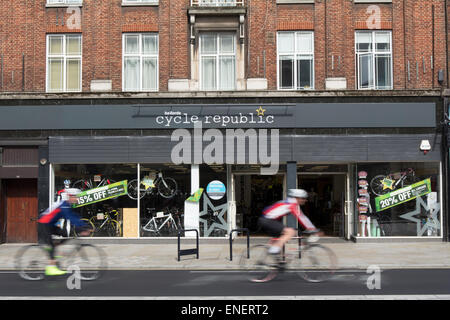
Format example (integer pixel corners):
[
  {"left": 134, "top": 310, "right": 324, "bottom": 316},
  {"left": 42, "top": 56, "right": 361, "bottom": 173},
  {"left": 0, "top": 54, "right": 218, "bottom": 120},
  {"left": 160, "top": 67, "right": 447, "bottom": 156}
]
[{"left": 6, "top": 179, "right": 38, "bottom": 243}]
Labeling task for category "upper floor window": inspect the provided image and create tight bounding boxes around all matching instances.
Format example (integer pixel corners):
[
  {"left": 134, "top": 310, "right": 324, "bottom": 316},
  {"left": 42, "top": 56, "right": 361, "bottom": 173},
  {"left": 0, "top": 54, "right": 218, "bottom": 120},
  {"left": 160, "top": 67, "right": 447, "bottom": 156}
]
[
  {"left": 355, "top": 31, "right": 392, "bottom": 90},
  {"left": 47, "top": 0, "right": 82, "bottom": 5},
  {"left": 46, "top": 34, "right": 82, "bottom": 92},
  {"left": 191, "top": 0, "right": 244, "bottom": 6},
  {"left": 122, "top": 0, "right": 158, "bottom": 4},
  {"left": 123, "top": 33, "right": 159, "bottom": 92},
  {"left": 199, "top": 33, "right": 236, "bottom": 91},
  {"left": 277, "top": 31, "right": 314, "bottom": 90}
]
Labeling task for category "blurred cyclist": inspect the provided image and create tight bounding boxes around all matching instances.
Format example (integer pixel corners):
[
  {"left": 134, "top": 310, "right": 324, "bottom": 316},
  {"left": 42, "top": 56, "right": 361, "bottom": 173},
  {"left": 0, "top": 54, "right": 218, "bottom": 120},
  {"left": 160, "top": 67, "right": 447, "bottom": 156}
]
[
  {"left": 38, "top": 188, "right": 91, "bottom": 276},
  {"left": 258, "top": 189, "right": 321, "bottom": 256}
]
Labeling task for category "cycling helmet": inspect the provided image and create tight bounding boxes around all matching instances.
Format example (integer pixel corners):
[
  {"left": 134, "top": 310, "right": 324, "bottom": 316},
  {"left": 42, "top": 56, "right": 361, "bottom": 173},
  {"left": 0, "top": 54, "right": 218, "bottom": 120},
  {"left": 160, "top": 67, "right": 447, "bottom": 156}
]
[{"left": 288, "top": 189, "right": 308, "bottom": 199}]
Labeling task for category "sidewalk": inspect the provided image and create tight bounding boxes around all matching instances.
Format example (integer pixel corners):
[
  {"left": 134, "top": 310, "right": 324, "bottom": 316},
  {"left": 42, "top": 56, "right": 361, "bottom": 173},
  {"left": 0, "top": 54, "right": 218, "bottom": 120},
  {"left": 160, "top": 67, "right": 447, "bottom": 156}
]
[{"left": 1, "top": 240, "right": 450, "bottom": 270}]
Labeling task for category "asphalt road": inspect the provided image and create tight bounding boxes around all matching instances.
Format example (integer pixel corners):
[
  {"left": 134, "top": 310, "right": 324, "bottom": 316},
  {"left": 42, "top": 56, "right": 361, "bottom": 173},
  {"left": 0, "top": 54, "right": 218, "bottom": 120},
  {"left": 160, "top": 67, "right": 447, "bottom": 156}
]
[{"left": 1, "top": 268, "right": 450, "bottom": 298}]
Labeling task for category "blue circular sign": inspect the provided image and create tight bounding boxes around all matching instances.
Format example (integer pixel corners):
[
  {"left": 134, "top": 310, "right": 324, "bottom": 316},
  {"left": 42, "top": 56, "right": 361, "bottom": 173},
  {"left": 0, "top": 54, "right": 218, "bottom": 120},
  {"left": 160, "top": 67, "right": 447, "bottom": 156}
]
[{"left": 206, "top": 180, "right": 226, "bottom": 200}]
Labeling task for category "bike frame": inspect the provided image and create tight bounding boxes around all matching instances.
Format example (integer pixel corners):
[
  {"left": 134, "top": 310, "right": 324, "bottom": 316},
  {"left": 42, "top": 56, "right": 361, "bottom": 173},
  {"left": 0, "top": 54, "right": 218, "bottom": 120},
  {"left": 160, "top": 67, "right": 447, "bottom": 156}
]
[{"left": 143, "top": 214, "right": 177, "bottom": 232}]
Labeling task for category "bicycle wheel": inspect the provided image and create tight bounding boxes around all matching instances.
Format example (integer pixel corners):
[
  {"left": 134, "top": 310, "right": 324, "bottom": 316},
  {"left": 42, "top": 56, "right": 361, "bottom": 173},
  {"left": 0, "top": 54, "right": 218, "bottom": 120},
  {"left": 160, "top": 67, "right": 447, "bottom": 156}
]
[
  {"left": 127, "top": 179, "right": 148, "bottom": 200},
  {"left": 370, "top": 175, "right": 388, "bottom": 196},
  {"left": 72, "top": 179, "right": 92, "bottom": 191},
  {"left": 105, "top": 219, "right": 121, "bottom": 237},
  {"left": 239, "top": 245, "right": 279, "bottom": 283},
  {"left": 15, "top": 245, "right": 47, "bottom": 281},
  {"left": 64, "top": 244, "right": 107, "bottom": 280},
  {"left": 157, "top": 177, "right": 178, "bottom": 199},
  {"left": 288, "top": 244, "right": 337, "bottom": 283}
]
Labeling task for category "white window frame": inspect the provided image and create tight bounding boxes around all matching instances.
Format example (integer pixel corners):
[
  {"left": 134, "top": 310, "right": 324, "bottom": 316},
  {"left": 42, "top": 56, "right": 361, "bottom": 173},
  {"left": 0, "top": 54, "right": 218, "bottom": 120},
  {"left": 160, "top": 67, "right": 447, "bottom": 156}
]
[
  {"left": 355, "top": 30, "right": 393, "bottom": 90},
  {"left": 122, "top": 0, "right": 158, "bottom": 5},
  {"left": 122, "top": 33, "right": 159, "bottom": 92},
  {"left": 47, "top": 0, "right": 82, "bottom": 5},
  {"left": 199, "top": 32, "right": 237, "bottom": 91},
  {"left": 277, "top": 31, "right": 315, "bottom": 91},
  {"left": 46, "top": 34, "right": 82, "bottom": 93}
]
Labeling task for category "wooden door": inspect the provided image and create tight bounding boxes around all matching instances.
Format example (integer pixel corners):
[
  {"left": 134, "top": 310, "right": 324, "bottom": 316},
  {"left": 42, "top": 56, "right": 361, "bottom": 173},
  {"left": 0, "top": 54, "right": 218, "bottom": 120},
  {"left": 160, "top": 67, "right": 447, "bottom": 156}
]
[{"left": 6, "top": 179, "right": 38, "bottom": 243}]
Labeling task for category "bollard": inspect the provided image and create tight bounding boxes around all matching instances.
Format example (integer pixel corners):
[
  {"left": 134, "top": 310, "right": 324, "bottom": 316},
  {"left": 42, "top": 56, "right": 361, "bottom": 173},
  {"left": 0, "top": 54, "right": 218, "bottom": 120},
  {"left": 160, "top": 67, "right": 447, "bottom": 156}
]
[
  {"left": 177, "top": 229, "right": 199, "bottom": 261},
  {"left": 229, "top": 228, "right": 250, "bottom": 261}
]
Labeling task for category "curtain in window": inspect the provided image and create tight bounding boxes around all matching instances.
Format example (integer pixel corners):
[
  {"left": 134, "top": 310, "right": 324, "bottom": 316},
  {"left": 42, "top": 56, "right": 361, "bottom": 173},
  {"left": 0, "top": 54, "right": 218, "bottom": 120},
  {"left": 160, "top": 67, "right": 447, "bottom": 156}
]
[
  {"left": 143, "top": 57, "right": 157, "bottom": 90},
  {"left": 48, "top": 58, "right": 63, "bottom": 91},
  {"left": 66, "top": 59, "right": 81, "bottom": 91},
  {"left": 201, "top": 56, "right": 216, "bottom": 90},
  {"left": 219, "top": 56, "right": 235, "bottom": 90},
  {"left": 124, "top": 57, "right": 140, "bottom": 91}
]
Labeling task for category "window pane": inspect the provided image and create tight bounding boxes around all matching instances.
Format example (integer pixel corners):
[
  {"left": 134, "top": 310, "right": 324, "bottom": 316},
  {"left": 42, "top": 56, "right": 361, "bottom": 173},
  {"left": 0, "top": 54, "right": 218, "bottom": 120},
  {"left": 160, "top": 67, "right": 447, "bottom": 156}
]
[
  {"left": 375, "top": 32, "right": 391, "bottom": 52},
  {"left": 200, "top": 34, "right": 217, "bottom": 54},
  {"left": 201, "top": 56, "right": 216, "bottom": 90},
  {"left": 66, "top": 36, "right": 81, "bottom": 55},
  {"left": 66, "top": 59, "right": 81, "bottom": 91},
  {"left": 375, "top": 54, "right": 391, "bottom": 89},
  {"left": 219, "top": 56, "right": 235, "bottom": 90},
  {"left": 356, "top": 32, "right": 372, "bottom": 52},
  {"left": 124, "top": 57, "right": 140, "bottom": 90},
  {"left": 48, "top": 58, "right": 63, "bottom": 91},
  {"left": 49, "top": 36, "right": 63, "bottom": 55},
  {"left": 297, "top": 58, "right": 312, "bottom": 89},
  {"left": 143, "top": 57, "right": 157, "bottom": 90},
  {"left": 125, "top": 35, "right": 139, "bottom": 54},
  {"left": 278, "top": 33, "right": 294, "bottom": 54},
  {"left": 359, "top": 54, "right": 373, "bottom": 89},
  {"left": 279, "top": 55, "right": 294, "bottom": 89},
  {"left": 143, "top": 35, "right": 158, "bottom": 55},
  {"left": 219, "top": 34, "right": 234, "bottom": 54},
  {"left": 296, "top": 32, "right": 313, "bottom": 53}
]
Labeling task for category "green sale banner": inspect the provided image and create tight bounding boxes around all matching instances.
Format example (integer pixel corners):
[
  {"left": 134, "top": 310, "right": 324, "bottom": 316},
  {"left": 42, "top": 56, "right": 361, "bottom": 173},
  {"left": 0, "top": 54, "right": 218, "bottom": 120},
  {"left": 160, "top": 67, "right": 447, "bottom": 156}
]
[
  {"left": 375, "top": 178, "right": 432, "bottom": 212},
  {"left": 73, "top": 180, "right": 128, "bottom": 208}
]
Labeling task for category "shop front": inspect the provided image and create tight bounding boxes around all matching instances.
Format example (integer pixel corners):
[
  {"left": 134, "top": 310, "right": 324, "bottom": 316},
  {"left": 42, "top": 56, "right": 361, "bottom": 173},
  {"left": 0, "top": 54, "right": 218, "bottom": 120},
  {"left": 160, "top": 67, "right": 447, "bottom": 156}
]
[{"left": 0, "top": 99, "right": 443, "bottom": 242}]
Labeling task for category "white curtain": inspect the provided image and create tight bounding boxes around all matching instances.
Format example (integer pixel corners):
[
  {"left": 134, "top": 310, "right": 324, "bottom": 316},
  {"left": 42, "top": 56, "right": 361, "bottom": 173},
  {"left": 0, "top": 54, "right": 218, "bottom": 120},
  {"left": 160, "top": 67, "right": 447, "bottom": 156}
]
[
  {"left": 219, "top": 56, "right": 235, "bottom": 90},
  {"left": 124, "top": 57, "right": 140, "bottom": 91},
  {"left": 143, "top": 57, "right": 157, "bottom": 90},
  {"left": 201, "top": 56, "right": 216, "bottom": 90}
]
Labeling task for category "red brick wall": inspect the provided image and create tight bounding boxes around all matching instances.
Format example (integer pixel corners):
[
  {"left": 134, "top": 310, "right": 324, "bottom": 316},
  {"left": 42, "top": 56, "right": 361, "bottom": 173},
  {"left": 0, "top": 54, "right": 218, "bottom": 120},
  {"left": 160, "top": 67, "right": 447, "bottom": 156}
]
[{"left": 0, "top": 0, "right": 447, "bottom": 93}]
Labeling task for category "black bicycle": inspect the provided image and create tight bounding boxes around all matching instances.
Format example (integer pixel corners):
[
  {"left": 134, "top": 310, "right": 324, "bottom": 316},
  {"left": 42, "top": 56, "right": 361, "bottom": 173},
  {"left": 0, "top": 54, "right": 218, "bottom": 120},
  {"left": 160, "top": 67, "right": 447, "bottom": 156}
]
[
  {"left": 15, "top": 237, "right": 107, "bottom": 281},
  {"left": 239, "top": 233, "right": 337, "bottom": 283}
]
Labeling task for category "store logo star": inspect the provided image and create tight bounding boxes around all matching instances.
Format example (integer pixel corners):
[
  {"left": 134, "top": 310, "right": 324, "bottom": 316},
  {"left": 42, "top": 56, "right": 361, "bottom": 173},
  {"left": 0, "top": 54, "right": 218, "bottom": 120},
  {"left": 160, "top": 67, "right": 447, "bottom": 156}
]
[{"left": 256, "top": 106, "right": 266, "bottom": 116}]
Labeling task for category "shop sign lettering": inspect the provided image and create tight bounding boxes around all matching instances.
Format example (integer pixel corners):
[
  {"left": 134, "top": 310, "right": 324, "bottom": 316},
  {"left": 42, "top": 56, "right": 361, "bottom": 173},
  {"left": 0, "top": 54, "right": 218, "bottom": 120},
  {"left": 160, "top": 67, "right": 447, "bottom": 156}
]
[
  {"left": 73, "top": 180, "right": 128, "bottom": 208},
  {"left": 375, "top": 178, "right": 431, "bottom": 212}
]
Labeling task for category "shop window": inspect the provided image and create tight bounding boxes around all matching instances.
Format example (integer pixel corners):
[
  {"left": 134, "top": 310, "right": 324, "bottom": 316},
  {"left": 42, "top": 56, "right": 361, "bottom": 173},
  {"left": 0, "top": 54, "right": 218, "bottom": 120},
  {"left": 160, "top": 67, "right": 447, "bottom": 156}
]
[
  {"left": 139, "top": 164, "right": 190, "bottom": 237},
  {"left": 53, "top": 164, "right": 138, "bottom": 238},
  {"left": 355, "top": 162, "right": 441, "bottom": 237}
]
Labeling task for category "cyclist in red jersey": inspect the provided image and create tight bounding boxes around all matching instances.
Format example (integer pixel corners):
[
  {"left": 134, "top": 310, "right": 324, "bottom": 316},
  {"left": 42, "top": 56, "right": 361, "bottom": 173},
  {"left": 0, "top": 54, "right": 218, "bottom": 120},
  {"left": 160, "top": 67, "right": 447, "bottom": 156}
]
[{"left": 258, "top": 189, "right": 320, "bottom": 255}]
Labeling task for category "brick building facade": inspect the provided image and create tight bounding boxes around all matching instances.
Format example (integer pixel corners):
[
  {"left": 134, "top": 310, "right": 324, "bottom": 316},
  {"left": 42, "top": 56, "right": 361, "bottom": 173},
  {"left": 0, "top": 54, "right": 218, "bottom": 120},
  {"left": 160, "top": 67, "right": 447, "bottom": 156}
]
[{"left": 0, "top": 0, "right": 449, "bottom": 244}]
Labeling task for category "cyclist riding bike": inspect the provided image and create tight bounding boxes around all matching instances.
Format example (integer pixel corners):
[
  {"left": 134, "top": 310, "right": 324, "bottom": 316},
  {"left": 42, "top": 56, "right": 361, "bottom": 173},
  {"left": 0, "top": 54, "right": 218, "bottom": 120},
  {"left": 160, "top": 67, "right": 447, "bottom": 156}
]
[
  {"left": 258, "top": 189, "right": 321, "bottom": 257},
  {"left": 38, "top": 188, "right": 91, "bottom": 276}
]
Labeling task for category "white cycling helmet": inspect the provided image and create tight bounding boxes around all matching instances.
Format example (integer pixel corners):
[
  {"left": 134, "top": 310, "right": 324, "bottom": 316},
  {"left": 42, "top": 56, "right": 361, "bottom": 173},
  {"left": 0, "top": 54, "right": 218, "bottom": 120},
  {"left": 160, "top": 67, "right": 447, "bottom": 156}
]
[{"left": 288, "top": 189, "right": 308, "bottom": 199}]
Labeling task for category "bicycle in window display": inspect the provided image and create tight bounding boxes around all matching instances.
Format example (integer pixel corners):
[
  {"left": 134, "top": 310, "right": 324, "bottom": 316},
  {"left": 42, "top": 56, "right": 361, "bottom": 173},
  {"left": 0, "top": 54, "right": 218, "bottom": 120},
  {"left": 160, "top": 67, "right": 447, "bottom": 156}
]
[
  {"left": 141, "top": 207, "right": 182, "bottom": 236},
  {"left": 76, "top": 207, "right": 122, "bottom": 237},
  {"left": 369, "top": 168, "right": 420, "bottom": 197},
  {"left": 127, "top": 172, "right": 178, "bottom": 200},
  {"left": 72, "top": 174, "right": 116, "bottom": 191}
]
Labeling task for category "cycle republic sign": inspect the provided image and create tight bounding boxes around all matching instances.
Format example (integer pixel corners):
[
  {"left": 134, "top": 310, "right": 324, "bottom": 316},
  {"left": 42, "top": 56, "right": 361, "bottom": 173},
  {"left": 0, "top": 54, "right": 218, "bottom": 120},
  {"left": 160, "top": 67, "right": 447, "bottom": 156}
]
[
  {"left": 374, "top": 178, "right": 432, "bottom": 212},
  {"left": 73, "top": 180, "right": 128, "bottom": 208}
]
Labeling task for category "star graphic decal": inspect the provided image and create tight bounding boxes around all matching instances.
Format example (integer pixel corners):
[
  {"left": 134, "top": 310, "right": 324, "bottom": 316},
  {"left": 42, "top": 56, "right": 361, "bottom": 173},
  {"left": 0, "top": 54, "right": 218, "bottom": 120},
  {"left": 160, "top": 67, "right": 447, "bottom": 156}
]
[
  {"left": 199, "top": 195, "right": 228, "bottom": 237},
  {"left": 399, "top": 196, "right": 441, "bottom": 236}
]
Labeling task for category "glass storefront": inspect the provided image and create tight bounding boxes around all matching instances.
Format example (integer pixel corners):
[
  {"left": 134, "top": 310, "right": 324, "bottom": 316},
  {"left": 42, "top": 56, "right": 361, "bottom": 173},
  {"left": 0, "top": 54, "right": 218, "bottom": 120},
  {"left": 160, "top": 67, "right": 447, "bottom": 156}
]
[{"left": 355, "top": 162, "right": 441, "bottom": 238}]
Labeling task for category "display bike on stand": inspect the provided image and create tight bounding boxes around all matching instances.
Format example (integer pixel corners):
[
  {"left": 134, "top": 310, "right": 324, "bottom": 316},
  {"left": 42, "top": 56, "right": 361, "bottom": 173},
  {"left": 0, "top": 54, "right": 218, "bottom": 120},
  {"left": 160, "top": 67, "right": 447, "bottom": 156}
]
[
  {"left": 239, "top": 232, "right": 338, "bottom": 283},
  {"left": 127, "top": 172, "right": 178, "bottom": 200},
  {"left": 77, "top": 207, "right": 122, "bottom": 237},
  {"left": 72, "top": 174, "right": 116, "bottom": 191},
  {"left": 141, "top": 207, "right": 183, "bottom": 236},
  {"left": 370, "top": 168, "right": 420, "bottom": 196}
]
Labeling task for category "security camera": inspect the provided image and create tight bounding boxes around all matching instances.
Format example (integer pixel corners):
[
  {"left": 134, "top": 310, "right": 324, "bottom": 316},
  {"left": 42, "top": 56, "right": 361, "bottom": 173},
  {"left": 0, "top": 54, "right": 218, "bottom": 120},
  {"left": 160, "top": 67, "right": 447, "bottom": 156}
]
[{"left": 420, "top": 140, "right": 431, "bottom": 154}]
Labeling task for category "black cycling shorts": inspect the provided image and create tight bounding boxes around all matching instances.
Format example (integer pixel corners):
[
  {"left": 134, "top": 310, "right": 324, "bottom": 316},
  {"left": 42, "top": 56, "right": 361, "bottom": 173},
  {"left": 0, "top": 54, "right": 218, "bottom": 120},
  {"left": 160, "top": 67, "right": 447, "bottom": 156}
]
[{"left": 257, "top": 216, "right": 285, "bottom": 238}]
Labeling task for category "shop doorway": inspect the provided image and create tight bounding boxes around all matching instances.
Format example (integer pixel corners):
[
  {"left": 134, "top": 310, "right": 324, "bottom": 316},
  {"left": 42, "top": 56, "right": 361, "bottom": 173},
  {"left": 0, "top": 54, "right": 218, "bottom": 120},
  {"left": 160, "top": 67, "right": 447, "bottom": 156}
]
[
  {"left": 3, "top": 179, "right": 38, "bottom": 243},
  {"left": 234, "top": 174, "right": 285, "bottom": 234},
  {"left": 298, "top": 174, "right": 346, "bottom": 237}
]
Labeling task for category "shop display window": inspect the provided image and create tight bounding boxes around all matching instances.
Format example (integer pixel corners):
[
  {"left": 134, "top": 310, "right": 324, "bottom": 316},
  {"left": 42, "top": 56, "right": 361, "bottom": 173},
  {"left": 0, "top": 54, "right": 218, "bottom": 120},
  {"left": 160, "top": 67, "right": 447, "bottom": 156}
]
[
  {"left": 139, "top": 164, "right": 190, "bottom": 237},
  {"left": 355, "top": 162, "right": 441, "bottom": 237},
  {"left": 53, "top": 164, "right": 138, "bottom": 238}
]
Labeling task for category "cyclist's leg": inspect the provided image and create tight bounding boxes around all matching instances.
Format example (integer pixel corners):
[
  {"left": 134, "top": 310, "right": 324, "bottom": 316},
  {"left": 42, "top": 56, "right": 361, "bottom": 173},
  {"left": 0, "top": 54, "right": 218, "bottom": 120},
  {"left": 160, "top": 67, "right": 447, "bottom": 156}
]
[
  {"left": 269, "top": 227, "right": 295, "bottom": 254},
  {"left": 257, "top": 217, "right": 288, "bottom": 254}
]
